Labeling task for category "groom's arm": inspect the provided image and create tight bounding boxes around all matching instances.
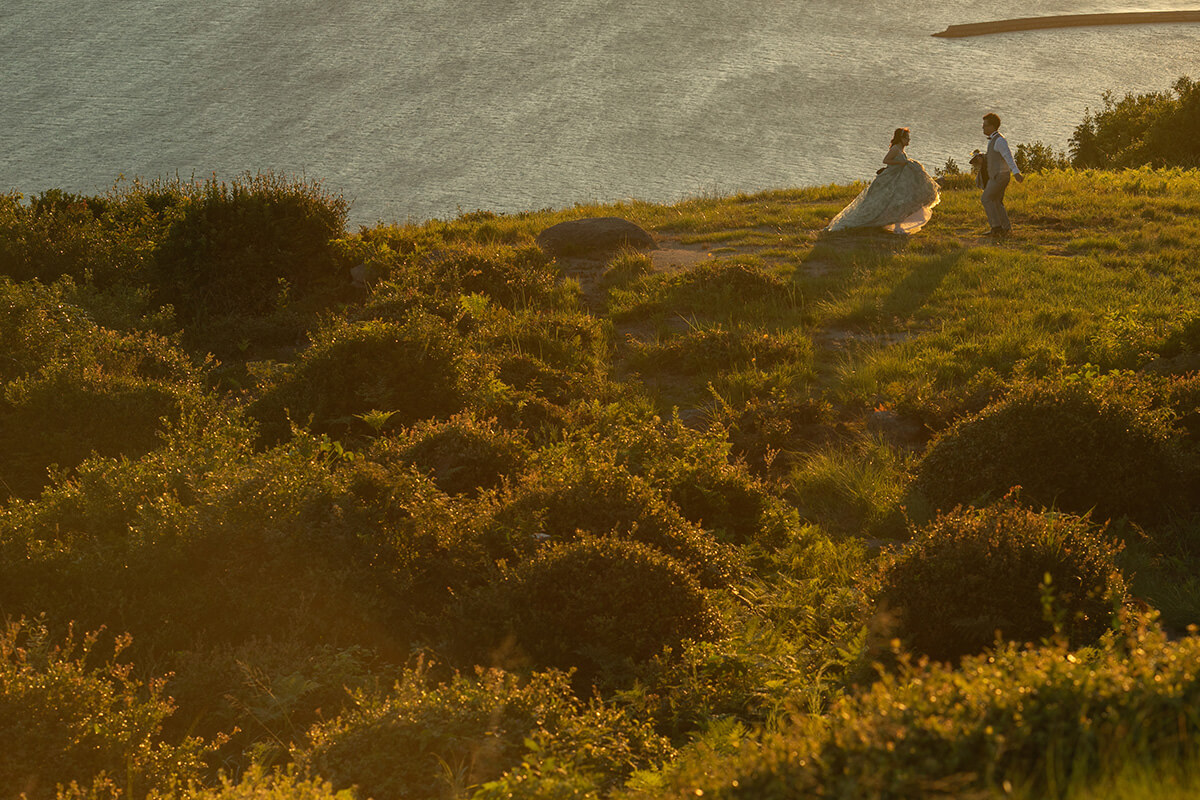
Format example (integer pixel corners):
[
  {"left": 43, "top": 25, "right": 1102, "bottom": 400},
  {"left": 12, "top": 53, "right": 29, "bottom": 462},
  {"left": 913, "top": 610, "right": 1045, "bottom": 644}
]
[{"left": 995, "top": 136, "right": 1024, "bottom": 180}]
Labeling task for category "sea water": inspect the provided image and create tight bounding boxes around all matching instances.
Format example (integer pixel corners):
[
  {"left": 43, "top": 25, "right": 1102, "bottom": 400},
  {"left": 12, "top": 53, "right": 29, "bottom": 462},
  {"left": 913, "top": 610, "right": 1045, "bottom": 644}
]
[{"left": 2, "top": 0, "right": 1198, "bottom": 226}]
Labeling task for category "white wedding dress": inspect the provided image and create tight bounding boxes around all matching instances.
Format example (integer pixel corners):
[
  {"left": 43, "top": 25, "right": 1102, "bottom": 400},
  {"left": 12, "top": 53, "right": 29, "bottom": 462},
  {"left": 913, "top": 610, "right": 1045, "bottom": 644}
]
[{"left": 825, "top": 152, "right": 941, "bottom": 234}]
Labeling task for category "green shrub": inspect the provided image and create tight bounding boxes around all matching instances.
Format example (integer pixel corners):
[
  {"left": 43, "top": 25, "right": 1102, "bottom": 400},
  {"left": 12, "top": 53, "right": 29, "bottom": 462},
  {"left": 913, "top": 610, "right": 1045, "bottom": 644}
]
[
  {"left": 486, "top": 457, "right": 738, "bottom": 587},
  {"left": 380, "top": 412, "right": 531, "bottom": 496},
  {"left": 866, "top": 502, "right": 1126, "bottom": 662},
  {"left": 1069, "top": 76, "right": 1200, "bottom": 168},
  {"left": 557, "top": 408, "right": 801, "bottom": 550},
  {"left": 249, "top": 314, "right": 472, "bottom": 442},
  {"left": 153, "top": 173, "right": 348, "bottom": 317},
  {"left": 0, "top": 425, "right": 481, "bottom": 665},
  {"left": 0, "top": 278, "right": 94, "bottom": 384},
  {"left": 0, "top": 311, "right": 209, "bottom": 501},
  {"left": 713, "top": 392, "right": 835, "bottom": 475},
  {"left": 0, "top": 187, "right": 164, "bottom": 287},
  {"left": 163, "top": 640, "right": 393, "bottom": 769},
  {"left": 911, "top": 377, "right": 1191, "bottom": 524},
  {"left": 183, "top": 766, "right": 353, "bottom": 800},
  {"left": 0, "top": 366, "right": 199, "bottom": 500},
  {"left": 0, "top": 619, "right": 210, "bottom": 800},
  {"left": 422, "top": 242, "right": 561, "bottom": 309},
  {"left": 473, "top": 306, "right": 609, "bottom": 382},
  {"left": 346, "top": 237, "right": 566, "bottom": 320},
  {"left": 299, "top": 664, "right": 673, "bottom": 800},
  {"left": 0, "top": 277, "right": 194, "bottom": 386},
  {"left": 657, "top": 619, "right": 1200, "bottom": 800},
  {"left": 457, "top": 537, "right": 725, "bottom": 682}
]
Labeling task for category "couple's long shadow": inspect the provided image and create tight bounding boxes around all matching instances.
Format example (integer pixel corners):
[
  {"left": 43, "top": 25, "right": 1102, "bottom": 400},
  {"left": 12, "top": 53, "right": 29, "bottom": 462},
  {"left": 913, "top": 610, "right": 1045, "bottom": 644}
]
[{"left": 804, "top": 230, "right": 967, "bottom": 322}]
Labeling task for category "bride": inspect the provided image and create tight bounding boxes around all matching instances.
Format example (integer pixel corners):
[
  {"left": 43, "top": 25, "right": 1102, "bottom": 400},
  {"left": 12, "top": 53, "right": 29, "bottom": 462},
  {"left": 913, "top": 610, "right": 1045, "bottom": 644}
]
[{"left": 825, "top": 127, "right": 940, "bottom": 234}]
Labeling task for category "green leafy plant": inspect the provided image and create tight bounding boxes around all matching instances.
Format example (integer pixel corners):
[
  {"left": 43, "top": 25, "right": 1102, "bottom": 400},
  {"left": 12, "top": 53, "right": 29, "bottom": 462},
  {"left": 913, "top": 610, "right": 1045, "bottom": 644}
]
[
  {"left": 453, "top": 537, "right": 725, "bottom": 683},
  {"left": 379, "top": 412, "right": 531, "bottom": 496},
  {"left": 486, "top": 456, "right": 738, "bottom": 587},
  {"left": 865, "top": 501, "right": 1127, "bottom": 662},
  {"left": 911, "top": 376, "right": 1192, "bottom": 524},
  {"left": 249, "top": 313, "right": 472, "bottom": 443},
  {"left": 0, "top": 619, "right": 211, "bottom": 800},
  {"left": 299, "top": 662, "right": 672, "bottom": 800}
]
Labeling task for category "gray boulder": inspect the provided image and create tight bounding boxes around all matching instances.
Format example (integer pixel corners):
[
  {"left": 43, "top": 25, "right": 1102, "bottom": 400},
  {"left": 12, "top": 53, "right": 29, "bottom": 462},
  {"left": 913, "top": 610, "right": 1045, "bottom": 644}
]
[{"left": 536, "top": 217, "right": 657, "bottom": 259}]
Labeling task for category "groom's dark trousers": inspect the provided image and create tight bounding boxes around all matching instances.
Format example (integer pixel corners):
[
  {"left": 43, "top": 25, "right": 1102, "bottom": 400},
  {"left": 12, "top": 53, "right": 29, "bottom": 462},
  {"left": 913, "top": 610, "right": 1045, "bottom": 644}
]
[{"left": 981, "top": 172, "right": 1012, "bottom": 230}]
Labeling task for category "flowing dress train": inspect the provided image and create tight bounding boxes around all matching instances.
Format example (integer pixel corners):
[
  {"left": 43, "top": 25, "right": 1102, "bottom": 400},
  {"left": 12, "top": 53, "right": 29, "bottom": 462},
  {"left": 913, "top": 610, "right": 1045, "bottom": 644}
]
[{"left": 825, "top": 156, "right": 940, "bottom": 234}]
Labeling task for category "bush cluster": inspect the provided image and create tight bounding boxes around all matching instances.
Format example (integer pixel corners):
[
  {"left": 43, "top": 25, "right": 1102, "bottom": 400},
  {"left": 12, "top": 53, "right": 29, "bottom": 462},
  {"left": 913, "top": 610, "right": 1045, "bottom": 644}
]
[
  {"left": 249, "top": 314, "right": 472, "bottom": 443},
  {"left": 659, "top": 619, "right": 1200, "bottom": 800},
  {"left": 911, "top": 377, "right": 1191, "bottom": 524},
  {"left": 485, "top": 456, "right": 738, "bottom": 588},
  {"left": 866, "top": 502, "right": 1126, "bottom": 662},
  {"left": 153, "top": 174, "right": 348, "bottom": 317},
  {"left": 557, "top": 409, "right": 803, "bottom": 550},
  {"left": 454, "top": 537, "right": 725, "bottom": 682},
  {"left": 607, "top": 259, "right": 795, "bottom": 320},
  {"left": 628, "top": 324, "right": 812, "bottom": 377},
  {"left": 376, "top": 412, "right": 532, "bottom": 496},
  {"left": 0, "top": 278, "right": 210, "bottom": 499},
  {"left": 1069, "top": 76, "right": 1200, "bottom": 168},
  {"left": 299, "top": 664, "right": 673, "bottom": 800},
  {"left": 0, "top": 619, "right": 209, "bottom": 800},
  {"left": 351, "top": 237, "right": 565, "bottom": 314}
]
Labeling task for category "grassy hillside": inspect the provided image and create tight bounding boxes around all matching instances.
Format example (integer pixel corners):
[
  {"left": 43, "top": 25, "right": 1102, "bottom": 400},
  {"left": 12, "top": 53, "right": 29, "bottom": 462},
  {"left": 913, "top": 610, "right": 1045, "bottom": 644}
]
[{"left": 1, "top": 167, "right": 1199, "bottom": 799}]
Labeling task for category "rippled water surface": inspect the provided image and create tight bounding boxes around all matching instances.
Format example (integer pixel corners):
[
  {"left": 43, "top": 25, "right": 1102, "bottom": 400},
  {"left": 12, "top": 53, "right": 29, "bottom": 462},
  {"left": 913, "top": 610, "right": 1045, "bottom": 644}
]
[{"left": 3, "top": 1, "right": 1199, "bottom": 224}]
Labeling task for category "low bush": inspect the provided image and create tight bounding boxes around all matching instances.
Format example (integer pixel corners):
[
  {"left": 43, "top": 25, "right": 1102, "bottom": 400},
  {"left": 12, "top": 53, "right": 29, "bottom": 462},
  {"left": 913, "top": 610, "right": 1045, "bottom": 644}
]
[
  {"left": 0, "top": 619, "right": 210, "bottom": 800},
  {"left": 163, "top": 639, "right": 394, "bottom": 769},
  {"left": 486, "top": 457, "right": 738, "bottom": 587},
  {"left": 0, "top": 187, "right": 164, "bottom": 287},
  {"left": 470, "top": 307, "right": 613, "bottom": 420},
  {"left": 455, "top": 537, "right": 725, "bottom": 681},
  {"left": 0, "top": 312, "right": 209, "bottom": 502},
  {"left": 0, "top": 277, "right": 194, "bottom": 386},
  {"left": 865, "top": 502, "right": 1126, "bottom": 662},
  {"left": 153, "top": 173, "right": 348, "bottom": 318},
  {"left": 0, "top": 425, "right": 482, "bottom": 666},
  {"left": 345, "top": 235, "right": 567, "bottom": 319},
  {"left": 379, "top": 412, "right": 531, "bottom": 496},
  {"left": 609, "top": 260, "right": 795, "bottom": 320},
  {"left": 249, "top": 313, "right": 472, "bottom": 443},
  {"left": 653, "top": 618, "right": 1200, "bottom": 800},
  {"left": 911, "top": 377, "right": 1191, "bottom": 524},
  {"left": 181, "top": 766, "right": 352, "bottom": 800},
  {"left": 299, "top": 663, "right": 673, "bottom": 800},
  {"left": 0, "top": 367, "right": 190, "bottom": 500},
  {"left": 558, "top": 408, "right": 802, "bottom": 550},
  {"left": 422, "top": 242, "right": 561, "bottom": 309},
  {"left": 713, "top": 392, "right": 835, "bottom": 475}
]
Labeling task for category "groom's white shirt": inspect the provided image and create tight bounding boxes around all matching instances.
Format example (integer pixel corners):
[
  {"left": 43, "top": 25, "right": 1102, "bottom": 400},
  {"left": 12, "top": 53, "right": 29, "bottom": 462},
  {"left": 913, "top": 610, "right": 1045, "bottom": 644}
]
[{"left": 988, "top": 132, "right": 1021, "bottom": 176}]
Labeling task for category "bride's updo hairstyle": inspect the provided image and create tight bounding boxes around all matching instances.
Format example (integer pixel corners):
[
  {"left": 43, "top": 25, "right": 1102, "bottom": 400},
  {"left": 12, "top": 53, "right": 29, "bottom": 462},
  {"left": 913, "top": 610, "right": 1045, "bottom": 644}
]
[{"left": 891, "top": 127, "right": 910, "bottom": 146}]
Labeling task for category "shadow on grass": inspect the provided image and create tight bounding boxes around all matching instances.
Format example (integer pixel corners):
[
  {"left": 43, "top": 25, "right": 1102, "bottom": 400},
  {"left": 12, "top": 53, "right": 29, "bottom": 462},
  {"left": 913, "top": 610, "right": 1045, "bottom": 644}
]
[{"left": 877, "top": 249, "right": 969, "bottom": 320}]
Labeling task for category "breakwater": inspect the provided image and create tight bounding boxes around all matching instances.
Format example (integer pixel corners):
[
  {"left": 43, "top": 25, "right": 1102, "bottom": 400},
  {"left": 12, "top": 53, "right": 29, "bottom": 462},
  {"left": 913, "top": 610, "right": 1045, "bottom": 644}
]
[{"left": 934, "top": 10, "right": 1200, "bottom": 38}]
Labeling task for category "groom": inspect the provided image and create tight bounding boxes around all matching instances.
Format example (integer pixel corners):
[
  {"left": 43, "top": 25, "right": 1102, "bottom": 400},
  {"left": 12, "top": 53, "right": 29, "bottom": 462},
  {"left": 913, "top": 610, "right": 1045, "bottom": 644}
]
[{"left": 981, "top": 112, "right": 1024, "bottom": 236}]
